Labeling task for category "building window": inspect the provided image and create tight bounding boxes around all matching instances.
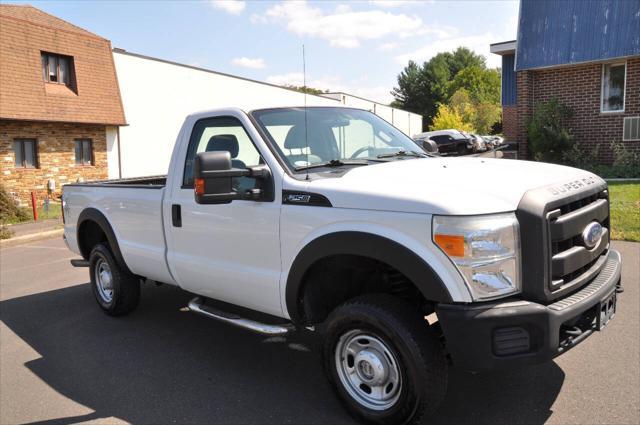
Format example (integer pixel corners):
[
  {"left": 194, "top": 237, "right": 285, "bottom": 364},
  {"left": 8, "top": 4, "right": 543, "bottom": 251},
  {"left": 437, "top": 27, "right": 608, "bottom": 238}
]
[
  {"left": 601, "top": 63, "right": 626, "bottom": 112},
  {"left": 13, "top": 139, "right": 38, "bottom": 168},
  {"left": 41, "top": 52, "right": 73, "bottom": 86},
  {"left": 75, "top": 139, "right": 93, "bottom": 165}
]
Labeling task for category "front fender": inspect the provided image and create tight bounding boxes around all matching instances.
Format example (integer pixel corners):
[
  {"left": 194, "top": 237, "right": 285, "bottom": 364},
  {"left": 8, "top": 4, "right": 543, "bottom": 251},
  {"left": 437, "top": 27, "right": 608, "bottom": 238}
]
[{"left": 284, "top": 230, "right": 465, "bottom": 323}]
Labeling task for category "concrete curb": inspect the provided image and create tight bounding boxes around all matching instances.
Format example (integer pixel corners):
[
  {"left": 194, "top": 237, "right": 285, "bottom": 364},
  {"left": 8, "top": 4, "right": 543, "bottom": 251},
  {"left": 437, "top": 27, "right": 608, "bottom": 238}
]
[{"left": 0, "top": 228, "right": 64, "bottom": 248}]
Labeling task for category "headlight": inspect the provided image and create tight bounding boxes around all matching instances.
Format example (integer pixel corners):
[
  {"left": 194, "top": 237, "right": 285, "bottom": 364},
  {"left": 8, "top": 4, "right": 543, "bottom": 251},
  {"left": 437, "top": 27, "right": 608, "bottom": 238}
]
[{"left": 432, "top": 213, "right": 521, "bottom": 301}]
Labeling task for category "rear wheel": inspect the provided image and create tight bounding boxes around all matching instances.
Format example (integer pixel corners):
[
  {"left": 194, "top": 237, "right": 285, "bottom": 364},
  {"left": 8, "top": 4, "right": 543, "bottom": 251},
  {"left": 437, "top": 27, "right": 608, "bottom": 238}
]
[
  {"left": 323, "top": 294, "right": 447, "bottom": 425},
  {"left": 89, "top": 243, "right": 140, "bottom": 316}
]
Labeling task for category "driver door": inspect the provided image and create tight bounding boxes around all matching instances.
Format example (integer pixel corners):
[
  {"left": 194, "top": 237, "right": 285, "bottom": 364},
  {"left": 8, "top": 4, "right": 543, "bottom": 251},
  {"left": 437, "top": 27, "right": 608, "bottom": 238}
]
[{"left": 166, "top": 115, "right": 282, "bottom": 317}]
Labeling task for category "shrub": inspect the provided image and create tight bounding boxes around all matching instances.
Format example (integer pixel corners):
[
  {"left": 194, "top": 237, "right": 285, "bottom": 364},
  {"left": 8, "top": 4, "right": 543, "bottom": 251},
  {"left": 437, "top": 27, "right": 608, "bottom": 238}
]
[
  {"left": 562, "top": 142, "right": 640, "bottom": 178},
  {"left": 0, "top": 186, "right": 30, "bottom": 224},
  {"left": 0, "top": 225, "right": 13, "bottom": 240},
  {"left": 527, "top": 98, "right": 574, "bottom": 163}
]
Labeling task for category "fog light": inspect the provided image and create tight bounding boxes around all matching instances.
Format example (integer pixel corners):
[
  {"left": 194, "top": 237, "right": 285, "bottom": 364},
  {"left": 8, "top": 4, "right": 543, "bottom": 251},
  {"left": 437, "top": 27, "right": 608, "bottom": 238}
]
[{"left": 493, "top": 326, "right": 530, "bottom": 356}]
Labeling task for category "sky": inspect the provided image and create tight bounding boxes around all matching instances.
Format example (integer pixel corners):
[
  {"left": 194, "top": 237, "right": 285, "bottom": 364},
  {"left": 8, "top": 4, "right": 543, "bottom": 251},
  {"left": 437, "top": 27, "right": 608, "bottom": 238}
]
[{"left": 10, "top": 0, "right": 520, "bottom": 104}]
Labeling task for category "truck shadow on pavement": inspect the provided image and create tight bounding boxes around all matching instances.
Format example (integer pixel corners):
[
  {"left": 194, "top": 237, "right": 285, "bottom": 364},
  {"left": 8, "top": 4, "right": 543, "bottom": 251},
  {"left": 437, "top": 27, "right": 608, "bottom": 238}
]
[{"left": 1, "top": 283, "right": 565, "bottom": 425}]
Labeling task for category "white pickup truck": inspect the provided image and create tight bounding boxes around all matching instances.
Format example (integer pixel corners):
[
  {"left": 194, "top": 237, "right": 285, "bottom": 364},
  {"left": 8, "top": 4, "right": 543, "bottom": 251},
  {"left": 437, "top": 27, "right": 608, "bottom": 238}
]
[{"left": 63, "top": 106, "right": 622, "bottom": 425}]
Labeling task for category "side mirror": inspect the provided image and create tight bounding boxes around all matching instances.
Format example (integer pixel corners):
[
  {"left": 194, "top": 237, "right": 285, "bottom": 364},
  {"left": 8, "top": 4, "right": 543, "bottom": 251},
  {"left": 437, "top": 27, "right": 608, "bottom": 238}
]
[{"left": 194, "top": 151, "right": 270, "bottom": 204}]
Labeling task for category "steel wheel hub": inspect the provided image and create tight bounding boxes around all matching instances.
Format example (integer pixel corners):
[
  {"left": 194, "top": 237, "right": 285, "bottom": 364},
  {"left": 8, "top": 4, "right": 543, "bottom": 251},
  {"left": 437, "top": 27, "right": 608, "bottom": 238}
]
[
  {"left": 355, "top": 350, "right": 388, "bottom": 385},
  {"left": 335, "top": 330, "right": 402, "bottom": 411},
  {"left": 95, "top": 259, "right": 114, "bottom": 303}
]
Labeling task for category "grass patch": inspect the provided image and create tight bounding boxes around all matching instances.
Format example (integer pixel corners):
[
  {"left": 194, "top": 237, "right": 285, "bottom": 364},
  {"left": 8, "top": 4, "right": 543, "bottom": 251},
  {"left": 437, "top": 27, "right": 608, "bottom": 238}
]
[
  {"left": 3, "top": 203, "right": 62, "bottom": 225},
  {"left": 1, "top": 201, "right": 62, "bottom": 239},
  {"left": 608, "top": 182, "right": 640, "bottom": 242}
]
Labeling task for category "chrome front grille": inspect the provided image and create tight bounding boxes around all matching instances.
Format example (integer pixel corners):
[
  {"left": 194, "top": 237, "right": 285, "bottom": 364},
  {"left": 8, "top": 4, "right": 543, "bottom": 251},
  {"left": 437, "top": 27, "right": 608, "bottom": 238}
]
[{"left": 547, "top": 190, "right": 610, "bottom": 292}]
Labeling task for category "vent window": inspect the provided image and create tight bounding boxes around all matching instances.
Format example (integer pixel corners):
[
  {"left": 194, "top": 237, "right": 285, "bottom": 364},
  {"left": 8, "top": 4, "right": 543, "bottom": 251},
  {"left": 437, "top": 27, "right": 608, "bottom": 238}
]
[{"left": 623, "top": 117, "right": 640, "bottom": 142}]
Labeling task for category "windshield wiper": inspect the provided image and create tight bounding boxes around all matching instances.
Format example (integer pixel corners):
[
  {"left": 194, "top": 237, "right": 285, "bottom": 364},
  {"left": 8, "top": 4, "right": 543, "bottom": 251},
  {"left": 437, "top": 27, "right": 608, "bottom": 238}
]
[
  {"left": 376, "top": 150, "right": 430, "bottom": 159},
  {"left": 294, "top": 159, "right": 370, "bottom": 171}
]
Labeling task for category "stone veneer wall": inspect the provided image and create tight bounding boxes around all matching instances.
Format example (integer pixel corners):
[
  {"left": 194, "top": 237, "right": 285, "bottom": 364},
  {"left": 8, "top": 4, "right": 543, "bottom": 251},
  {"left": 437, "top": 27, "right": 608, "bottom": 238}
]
[{"left": 0, "top": 120, "right": 107, "bottom": 205}]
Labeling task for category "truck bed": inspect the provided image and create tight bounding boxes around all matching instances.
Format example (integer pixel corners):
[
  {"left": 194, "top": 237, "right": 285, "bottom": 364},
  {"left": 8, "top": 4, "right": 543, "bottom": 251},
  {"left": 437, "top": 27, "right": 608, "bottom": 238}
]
[
  {"left": 63, "top": 175, "right": 174, "bottom": 285},
  {"left": 64, "top": 175, "right": 167, "bottom": 188}
]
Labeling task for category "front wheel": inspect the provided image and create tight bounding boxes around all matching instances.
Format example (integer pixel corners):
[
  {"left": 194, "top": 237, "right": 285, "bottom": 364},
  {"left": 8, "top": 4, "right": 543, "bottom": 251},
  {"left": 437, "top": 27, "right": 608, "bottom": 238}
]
[{"left": 323, "top": 295, "right": 447, "bottom": 425}]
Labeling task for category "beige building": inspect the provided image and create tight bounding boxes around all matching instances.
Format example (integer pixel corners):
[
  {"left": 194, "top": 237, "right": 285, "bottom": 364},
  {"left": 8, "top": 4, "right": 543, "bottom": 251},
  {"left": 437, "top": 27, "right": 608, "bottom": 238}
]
[{"left": 0, "top": 5, "right": 126, "bottom": 204}]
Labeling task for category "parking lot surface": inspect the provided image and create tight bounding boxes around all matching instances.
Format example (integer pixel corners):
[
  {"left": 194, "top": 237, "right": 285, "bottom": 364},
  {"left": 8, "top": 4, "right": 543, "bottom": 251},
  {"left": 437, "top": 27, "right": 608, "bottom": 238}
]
[{"left": 1, "top": 238, "right": 638, "bottom": 425}]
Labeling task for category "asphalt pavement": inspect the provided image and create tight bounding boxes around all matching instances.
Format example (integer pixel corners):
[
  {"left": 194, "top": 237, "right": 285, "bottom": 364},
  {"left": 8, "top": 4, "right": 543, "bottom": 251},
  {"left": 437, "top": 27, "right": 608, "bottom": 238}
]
[{"left": 1, "top": 238, "right": 638, "bottom": 425}]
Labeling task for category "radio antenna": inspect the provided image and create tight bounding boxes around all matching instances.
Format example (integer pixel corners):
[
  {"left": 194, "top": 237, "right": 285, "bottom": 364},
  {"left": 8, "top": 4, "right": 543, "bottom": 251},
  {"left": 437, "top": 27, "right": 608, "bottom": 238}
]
[{"left": 302, "top": 44, "right": 309, "bottom": 181}]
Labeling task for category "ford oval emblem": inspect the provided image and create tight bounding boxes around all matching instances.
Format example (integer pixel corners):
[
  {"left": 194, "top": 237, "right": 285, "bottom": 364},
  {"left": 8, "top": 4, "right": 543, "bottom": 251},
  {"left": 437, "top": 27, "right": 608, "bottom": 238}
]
[{"left": 582, "top": 222, "right": 603, "bottom": 249}]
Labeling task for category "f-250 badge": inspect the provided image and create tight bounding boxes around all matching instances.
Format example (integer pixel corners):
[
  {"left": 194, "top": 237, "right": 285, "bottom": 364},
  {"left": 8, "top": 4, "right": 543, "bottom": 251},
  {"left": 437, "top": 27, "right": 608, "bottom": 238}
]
[{"left": 285, "top": 193, "right": 311, "bottom": 203}]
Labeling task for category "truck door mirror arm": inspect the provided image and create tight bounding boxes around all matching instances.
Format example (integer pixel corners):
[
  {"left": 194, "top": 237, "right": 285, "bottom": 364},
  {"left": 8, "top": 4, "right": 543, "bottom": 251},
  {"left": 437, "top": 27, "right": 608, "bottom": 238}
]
[{"left": 193, "top": 151, "right": 272, "bottom": 204}]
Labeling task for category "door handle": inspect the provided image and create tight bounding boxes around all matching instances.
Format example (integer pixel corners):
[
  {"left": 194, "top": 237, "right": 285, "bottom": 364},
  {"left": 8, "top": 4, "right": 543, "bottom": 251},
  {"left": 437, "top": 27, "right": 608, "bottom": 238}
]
[{"left": 171, "top": 204, "right": 182, "bottom": 227}]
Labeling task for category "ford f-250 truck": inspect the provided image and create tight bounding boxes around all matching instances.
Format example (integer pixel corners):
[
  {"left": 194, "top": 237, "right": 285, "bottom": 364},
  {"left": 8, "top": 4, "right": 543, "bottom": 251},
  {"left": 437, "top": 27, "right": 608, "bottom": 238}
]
[{"left": 63, "top": 106, "right": 622, "bottom": 425}]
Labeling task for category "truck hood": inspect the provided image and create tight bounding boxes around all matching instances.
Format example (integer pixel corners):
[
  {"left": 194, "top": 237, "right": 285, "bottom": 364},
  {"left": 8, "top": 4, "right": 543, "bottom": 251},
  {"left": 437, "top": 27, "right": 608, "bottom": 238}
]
[{"left": 292, "top": 157, "right": 603, "bottom": 215}]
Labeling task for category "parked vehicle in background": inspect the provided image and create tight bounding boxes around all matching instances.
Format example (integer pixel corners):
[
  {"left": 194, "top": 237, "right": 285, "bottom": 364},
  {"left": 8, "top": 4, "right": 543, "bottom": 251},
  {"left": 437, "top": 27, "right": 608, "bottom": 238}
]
[
  {"left": 62, "top": 106, "right": 622, "bottom": 425},
  {"left": 482, "top": 135, "right": 504, "bottom": 150},
  {"left": 466, "top": 133, "right": 487, "bottom": 152},
  {"left": 413, "top": 129, "right": 473, "bottom": 155}
]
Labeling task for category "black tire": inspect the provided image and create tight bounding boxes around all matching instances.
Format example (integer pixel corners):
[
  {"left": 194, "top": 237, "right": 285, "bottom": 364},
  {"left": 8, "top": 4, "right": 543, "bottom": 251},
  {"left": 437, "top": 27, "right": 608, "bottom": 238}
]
[
  {"left": 89, "top": 243, "right": 140, "bottom": 316},
  {"left": 323, "top": 294, "right": 447, "bottom": 425},
  {"left": 457, "top": 144, "right": 468, "bottom": 156}
]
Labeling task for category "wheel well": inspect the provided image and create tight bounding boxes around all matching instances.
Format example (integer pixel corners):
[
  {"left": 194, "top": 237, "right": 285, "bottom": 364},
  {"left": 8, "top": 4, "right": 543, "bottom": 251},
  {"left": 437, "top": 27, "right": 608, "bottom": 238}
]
[
  {"left": 78, "top": 220, "right": 107, "bottom": 260},
  {"left": 299, "top": 254, "right": 431, "bottom": 324}
]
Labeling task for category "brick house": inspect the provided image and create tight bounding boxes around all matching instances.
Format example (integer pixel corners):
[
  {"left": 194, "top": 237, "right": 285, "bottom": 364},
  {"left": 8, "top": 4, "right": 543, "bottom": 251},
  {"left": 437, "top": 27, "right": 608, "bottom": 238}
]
[
  {"left": 0, "top": 5, "right": 126, "bottom": 205},
  {"left": 491, "top": 0, "right": 640, "bottom": 163}
]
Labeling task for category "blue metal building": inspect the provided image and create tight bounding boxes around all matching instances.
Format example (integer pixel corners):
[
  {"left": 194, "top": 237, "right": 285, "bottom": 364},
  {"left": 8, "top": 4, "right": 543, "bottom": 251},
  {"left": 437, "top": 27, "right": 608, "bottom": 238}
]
[
  {"left": 516, "top": 0, "right": 640, "bottom": 71},
  {"left": 490, "top": 0, "right": 640, "bottom": 162}
]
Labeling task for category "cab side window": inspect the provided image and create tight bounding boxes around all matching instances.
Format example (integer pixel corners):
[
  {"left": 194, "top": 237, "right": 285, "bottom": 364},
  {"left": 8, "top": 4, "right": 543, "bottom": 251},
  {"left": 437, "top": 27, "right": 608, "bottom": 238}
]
[{"left": 183, "top": 116, "right": 262, "bottom": 193}]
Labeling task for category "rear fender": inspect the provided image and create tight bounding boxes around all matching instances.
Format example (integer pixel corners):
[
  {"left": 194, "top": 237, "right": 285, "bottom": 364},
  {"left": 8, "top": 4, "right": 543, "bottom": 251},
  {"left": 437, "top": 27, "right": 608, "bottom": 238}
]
[{"left": 77, "top": 208, "right": 132, "bottom": 275}]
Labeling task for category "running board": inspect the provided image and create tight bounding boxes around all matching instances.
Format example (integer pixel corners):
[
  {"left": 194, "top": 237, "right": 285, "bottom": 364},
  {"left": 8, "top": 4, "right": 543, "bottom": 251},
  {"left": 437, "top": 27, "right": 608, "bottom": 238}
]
[
  {"left": 70, "top": 259, "right": 89, "bottom": 267},
  {"left": 187, "top": 297, "right": 294, "bottom": 335}
]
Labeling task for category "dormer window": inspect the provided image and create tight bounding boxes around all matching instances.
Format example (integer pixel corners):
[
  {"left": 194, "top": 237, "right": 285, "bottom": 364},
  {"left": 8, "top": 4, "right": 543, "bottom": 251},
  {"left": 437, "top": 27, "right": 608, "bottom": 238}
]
[{"left": 41, "top": 52, "right": 73, "bottom": 86}]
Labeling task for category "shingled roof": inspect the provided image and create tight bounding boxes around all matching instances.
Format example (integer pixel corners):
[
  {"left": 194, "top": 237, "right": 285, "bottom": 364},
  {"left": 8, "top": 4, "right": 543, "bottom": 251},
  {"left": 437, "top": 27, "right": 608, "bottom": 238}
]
[
  {"left": 0, "top": 4, "right": 126, "bottom": 125},
  {"left": 0, "top": 5, "right": 103, "bottom": 39}
]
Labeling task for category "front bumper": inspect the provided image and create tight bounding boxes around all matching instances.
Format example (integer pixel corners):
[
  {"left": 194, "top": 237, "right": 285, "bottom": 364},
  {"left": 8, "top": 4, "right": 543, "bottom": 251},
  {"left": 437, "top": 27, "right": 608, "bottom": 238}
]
[{"left": 436, "top": 249, "right": 622, "bottom": 372}]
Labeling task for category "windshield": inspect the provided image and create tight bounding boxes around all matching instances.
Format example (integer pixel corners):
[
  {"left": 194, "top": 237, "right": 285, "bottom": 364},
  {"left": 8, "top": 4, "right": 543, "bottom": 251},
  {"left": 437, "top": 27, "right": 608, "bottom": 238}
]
[{"left": 251, "top": 107, "right": 425, "bottom": 172}]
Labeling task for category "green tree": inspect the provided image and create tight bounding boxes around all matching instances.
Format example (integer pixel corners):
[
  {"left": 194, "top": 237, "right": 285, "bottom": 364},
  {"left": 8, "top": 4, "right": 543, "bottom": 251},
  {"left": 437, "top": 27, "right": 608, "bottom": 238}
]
[
  {"left": 447, "top": 66, "right": 501, "bottom": 104},
  {"left": 449, "top": 88, "right": 476, "bottom": 125},
  {"left": 445, "top": 47, "right": 487, "bottom": 76},
  {"left": 390, "top": 61, "right": 430, "bottom": 118},
  {"left": 472, "top": 102, "right": 502, "bottom": 134},
  {"left": 448, "top": 88, "right": 502, "bottom": 134},
  {"left": 283, "top": 84, "right": 327, "bottom": 95},
  {"left": 391, "top": 47, "right": 487, "bottom": 129},
  {"left": 430, "top": 104, "right": 474, "bottom": 132}
]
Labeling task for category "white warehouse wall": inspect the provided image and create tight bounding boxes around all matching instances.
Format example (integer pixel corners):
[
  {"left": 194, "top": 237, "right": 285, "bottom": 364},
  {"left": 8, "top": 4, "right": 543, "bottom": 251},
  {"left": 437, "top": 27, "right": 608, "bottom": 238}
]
[
  {"left": 409, "top": 113, "right": 423, "bottom": 138},
  {"left": 113, "top": 51, "right": 338, "bottom": 178},
  {"left": 105, "top": 126, "right": 120, "bottom": 178},
  {"left": 113, "top": 51, "right": 424, "bottom": 178},
  {"left": 322, "top": 92, "right": 424, "bottom": 137},
  {"left": 374, "top": 104, "right": 394, "bottom": 124}
]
